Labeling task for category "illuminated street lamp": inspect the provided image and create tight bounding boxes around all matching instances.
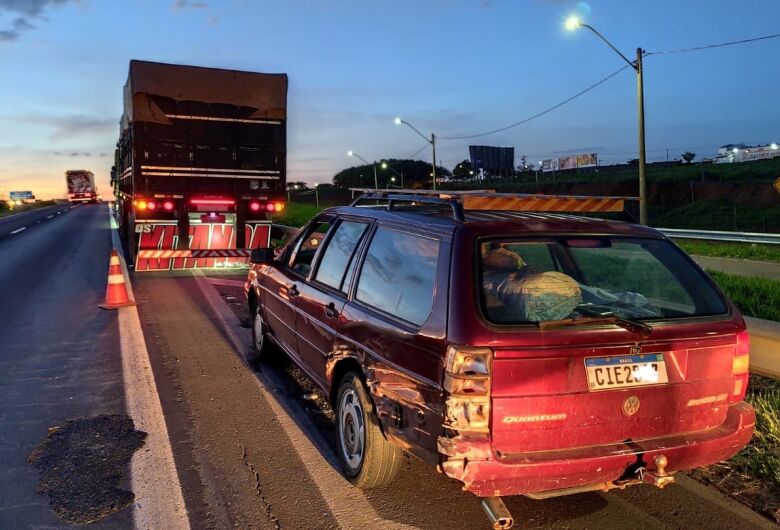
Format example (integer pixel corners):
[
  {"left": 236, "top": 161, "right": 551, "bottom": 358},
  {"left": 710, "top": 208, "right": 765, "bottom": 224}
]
[
  {"left": 771, "top": 143, "right": 778, "bottom": 150},
  {"left": 566, "top": 15, "right": 648, "bottom": 224},
  {"left": 347, "top": 150, "right": 378, "bottom": 189},
  {"left": 395, "top": 117, "right": 438, "bottom": 190}
]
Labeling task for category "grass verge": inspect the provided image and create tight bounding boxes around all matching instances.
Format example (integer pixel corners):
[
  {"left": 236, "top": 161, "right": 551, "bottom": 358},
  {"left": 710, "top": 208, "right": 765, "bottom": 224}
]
[
  {"left": 707, "top": 270, "right": 780, "bottom": 322},
  {"left": 271, "top": 202, "right": 323, "bottom": 228},
  {"left": 0, "top": 200, "right": 57, "bottom": 218},
  {"left": 676, "top": 240, "right": 780, "bottom": 263}
]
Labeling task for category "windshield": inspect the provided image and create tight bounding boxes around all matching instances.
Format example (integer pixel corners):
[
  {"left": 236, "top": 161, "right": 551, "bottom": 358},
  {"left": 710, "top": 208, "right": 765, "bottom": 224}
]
[{"left": 478, "top": 237, "right": 728, "bottom": 324}]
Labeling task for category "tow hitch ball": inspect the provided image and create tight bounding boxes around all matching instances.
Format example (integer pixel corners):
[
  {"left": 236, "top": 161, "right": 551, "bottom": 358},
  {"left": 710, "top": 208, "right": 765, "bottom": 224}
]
[
  {"left": 481, "top": 497, "right": 514, "bottom": 529},
  {"left": 639, "top": 454, "right": 675, "bottom": 489}
]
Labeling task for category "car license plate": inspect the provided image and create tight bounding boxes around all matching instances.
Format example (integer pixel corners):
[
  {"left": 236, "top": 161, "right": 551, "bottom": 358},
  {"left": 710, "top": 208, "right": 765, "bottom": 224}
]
[{"left": 585, "top": 354, "right": 668, "bottom": 391}]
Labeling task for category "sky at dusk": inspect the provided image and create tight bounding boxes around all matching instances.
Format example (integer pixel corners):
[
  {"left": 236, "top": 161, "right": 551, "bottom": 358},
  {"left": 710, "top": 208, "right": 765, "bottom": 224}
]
[{"left": 0, "top": 0, "right": 778, "bottom": 199}]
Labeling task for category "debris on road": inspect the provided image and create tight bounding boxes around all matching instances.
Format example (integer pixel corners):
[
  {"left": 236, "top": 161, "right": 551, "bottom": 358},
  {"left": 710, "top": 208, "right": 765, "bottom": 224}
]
[{"left": 28, "top": 414, "right": 146, "bottom": 524}]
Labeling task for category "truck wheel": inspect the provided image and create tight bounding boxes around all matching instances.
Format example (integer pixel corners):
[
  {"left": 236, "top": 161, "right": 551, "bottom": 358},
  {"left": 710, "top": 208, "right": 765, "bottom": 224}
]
[{"left": 336, "top": 371, "right": 402, "bottom": 488}]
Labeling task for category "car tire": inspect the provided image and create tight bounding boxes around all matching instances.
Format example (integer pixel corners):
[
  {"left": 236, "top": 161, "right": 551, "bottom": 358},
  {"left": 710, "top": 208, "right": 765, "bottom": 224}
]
[
  {"left": 251, "top": 302, "right": 269, "bottom": 359},
  {"left": 336, "top": 371, "right": 402, "bottom": 489}
]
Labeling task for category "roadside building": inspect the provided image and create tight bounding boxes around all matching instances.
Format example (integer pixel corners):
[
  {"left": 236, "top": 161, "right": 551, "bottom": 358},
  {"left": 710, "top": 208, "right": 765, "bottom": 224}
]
[{"left": 715, "top": 142, "right": 780, "bottom": 163}]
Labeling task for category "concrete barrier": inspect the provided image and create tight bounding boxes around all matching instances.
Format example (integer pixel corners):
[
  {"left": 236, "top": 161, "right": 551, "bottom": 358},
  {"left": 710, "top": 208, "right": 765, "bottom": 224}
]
[{"left": 746, "top": 317, "right": 780, "bottom": 379}]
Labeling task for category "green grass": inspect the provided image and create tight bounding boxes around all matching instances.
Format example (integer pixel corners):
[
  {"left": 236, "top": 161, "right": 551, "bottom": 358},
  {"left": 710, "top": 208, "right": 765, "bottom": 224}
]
[
  {"left": 271, "top": 202, "right": 323, "bottom": 227},
  {"left": 707, "top": 270, "right": 780, "bottom": 321},
  {"left": 732, "top": 375, "right": 780, "bottom": 486},
  {"left": 676, "top": 240, "right": 780, "bottom": 263}
]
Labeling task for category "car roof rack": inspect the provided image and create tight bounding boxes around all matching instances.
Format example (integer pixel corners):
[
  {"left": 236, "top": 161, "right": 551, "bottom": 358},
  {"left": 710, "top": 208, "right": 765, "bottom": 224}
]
[{"left": 348, "top": 188, "right": 639, "bottom": 222}]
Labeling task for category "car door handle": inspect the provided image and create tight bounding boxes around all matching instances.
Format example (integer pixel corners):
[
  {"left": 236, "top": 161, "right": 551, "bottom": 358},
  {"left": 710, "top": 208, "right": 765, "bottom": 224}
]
[
  {"left": 325, "top": 302, "right": 339, "bottom": 319},
  {"left": 288, "top": 284, "right": 299, "bottom": 298}
]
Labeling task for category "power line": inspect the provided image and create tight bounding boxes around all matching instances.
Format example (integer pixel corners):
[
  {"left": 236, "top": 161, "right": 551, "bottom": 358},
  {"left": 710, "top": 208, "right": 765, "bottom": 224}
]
[
  {"left": 405, "top": 142, "right": 430, "bottom": 159},
  {"left": 646, "top": 32, "right": 780, "bottom": 56},
  {"left": 437, "top": 64, "right": 631, "bottom": 141}
]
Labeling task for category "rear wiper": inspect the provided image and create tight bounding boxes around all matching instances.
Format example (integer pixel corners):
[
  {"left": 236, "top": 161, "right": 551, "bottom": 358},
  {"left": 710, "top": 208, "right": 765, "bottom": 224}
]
[{"left": 537, "top": 314, "right": 653, "bottom": 337}]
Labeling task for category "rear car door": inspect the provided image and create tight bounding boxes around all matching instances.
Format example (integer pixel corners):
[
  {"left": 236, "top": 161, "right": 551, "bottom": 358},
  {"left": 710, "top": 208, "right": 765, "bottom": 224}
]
[
  {"left": 296, "top": 218, "right": 371, "bottom": 386},
  {"left": 260, "top": 216, "right": 335, "bottom": 359}
]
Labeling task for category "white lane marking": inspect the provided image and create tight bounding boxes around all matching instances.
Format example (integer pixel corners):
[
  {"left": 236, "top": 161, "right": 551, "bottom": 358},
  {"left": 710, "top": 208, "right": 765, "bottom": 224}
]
[
  {"left": 46, "top": 215, "right": 54, "bottom": 219},
  {"left": 10, "top": 227, "right": 26, "bottom": 234},
  {"left": 193, "top": 271, "right": 419, "bottom": 530},
  {"left": 57, "top": 211, "right": 62, "bottom": 215},
  {"left": 109, "top": 207, "right": 190, "bottom": 530}
]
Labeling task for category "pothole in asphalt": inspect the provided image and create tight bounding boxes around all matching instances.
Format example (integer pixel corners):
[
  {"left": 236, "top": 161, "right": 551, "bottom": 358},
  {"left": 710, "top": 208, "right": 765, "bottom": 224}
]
[{"left": 28, "top": 414, "right": 146, "bottom": 524}]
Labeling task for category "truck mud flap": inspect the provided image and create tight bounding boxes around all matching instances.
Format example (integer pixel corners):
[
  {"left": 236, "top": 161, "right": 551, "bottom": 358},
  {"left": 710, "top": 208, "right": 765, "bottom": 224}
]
[{"left": 133, "top": 221, "right": 270, "bottom": 271}]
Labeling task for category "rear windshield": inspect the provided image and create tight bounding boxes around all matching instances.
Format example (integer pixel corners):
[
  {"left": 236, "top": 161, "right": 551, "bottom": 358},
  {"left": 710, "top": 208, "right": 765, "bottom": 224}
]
[{"left": 479, "top": 237, "right": 728, "bottom": 324}]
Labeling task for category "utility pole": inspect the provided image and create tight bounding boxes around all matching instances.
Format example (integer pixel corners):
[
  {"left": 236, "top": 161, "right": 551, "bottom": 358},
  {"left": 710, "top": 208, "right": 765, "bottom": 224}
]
[
  {"left": 636, "top": 47, "right": 647, "bottom": 225},
  {"left": 431, "top": 133, "right": 437, "bottom": 190}
]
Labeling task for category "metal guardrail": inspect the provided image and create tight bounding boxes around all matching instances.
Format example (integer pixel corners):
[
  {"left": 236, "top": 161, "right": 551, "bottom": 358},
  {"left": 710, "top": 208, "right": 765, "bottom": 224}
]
[{"left": 659, "top": 228, "right": 780, "bottom": 245}]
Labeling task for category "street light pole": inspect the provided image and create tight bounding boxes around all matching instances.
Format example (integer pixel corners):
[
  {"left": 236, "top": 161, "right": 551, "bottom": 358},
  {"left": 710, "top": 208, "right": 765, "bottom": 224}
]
[
  {"left": 347, "top": 150, "right": 378, "bottom": 190},
  {"left": 395, "top": 118, "right": 437, "bottom": 190},
  {"left": 567, "top": 18, "right": 648, "bottom": 225},
  {"left": 636, "top": 47, "right": 647, "bottom": 226}
]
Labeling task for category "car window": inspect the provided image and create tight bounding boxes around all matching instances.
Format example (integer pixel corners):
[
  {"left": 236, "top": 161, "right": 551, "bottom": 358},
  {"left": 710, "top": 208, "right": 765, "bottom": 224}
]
[
  {"left": 314, "top": 220, "right": 369, "bottom": 291},
  {"left": 479, "top": 237, "right": 727, "bottom": 324},
  {"left": 355, "top": 228, "right": 440, "bottom": 326},
  {"left": 288, "top": 218, "right": 334, "bottom": 278}
]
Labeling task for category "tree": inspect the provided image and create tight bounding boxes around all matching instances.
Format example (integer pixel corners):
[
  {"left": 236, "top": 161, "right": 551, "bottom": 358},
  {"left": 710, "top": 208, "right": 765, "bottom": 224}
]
[
  {"left": 681, "top": 152, "right": 696, "bottom": 164},
  {"left": 287, "top": 181, "right": 309, "bottom": 190},
  {"left": 332, "top": 159, "right": 451, "bottom": 189},
  {"left": 452, "top": 159, "right": 473, "bottom": 180}
]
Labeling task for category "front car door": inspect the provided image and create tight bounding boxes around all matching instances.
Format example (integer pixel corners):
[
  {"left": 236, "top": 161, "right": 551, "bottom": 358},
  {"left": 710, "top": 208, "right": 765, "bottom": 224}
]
[
  {"left": 260, "top": 215, "right": 335, "bottom": 360},
  {"left": 296, "top": 218, "right": 371, "bottom": 387}
]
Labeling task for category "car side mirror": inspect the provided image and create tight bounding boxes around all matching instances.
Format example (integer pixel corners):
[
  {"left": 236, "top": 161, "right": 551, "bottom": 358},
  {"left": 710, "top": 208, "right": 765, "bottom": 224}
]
[{"left": 250, "top": 248, "right": 275, "bottom": 264}]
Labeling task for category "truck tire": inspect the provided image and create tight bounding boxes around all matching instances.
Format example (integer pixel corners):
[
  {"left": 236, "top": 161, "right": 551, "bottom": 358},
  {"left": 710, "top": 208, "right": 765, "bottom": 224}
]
[{"left": 336, "top": 371, "right": 402, "bottom": 489}]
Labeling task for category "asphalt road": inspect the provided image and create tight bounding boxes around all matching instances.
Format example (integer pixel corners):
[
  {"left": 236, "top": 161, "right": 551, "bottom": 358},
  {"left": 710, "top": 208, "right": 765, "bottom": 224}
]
[
  {"left": 692, "top": 255, "right": 780, "bottom": 281},
  {"left": 0, "top": 203, "right": 74, "bottom": 241},
  {"left": 0, "top": 203, "right": 130, "bottom": 528},
  {"left": 0, "top": 206, "right": 776, "bottom": 529}
]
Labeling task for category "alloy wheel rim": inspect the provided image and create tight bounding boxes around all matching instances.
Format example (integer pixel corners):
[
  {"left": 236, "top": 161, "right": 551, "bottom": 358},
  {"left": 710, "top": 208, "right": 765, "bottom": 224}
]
[{"left": 339, "top": 388, "right": 365, "bottom": 470}]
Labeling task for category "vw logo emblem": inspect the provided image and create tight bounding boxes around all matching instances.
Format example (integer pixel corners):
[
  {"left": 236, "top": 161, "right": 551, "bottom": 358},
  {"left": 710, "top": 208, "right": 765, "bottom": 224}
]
[
  {"left": 623, "top": 396, "right": 641, "bottom": 416},
  {"left": 630, "top": 344, "right": 641, "bottom": 355}
]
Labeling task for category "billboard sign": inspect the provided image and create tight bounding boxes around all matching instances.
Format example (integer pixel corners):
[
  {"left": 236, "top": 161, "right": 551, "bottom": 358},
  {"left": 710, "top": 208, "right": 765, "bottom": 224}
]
[
  {"left": 469, "top": 145, "right": 515, "bottom": 172},
  {"left": 541, "top": 153, "right": 598, "bottom": 172},
  {"left": 9, "top": 191, "right": 34, "bottom": 200}
]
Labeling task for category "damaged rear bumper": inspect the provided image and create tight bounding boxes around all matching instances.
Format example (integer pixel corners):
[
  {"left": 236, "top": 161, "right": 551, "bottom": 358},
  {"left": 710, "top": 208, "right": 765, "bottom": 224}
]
[{"left": 441, "top": 401, "right": 755, "bottom": 498}]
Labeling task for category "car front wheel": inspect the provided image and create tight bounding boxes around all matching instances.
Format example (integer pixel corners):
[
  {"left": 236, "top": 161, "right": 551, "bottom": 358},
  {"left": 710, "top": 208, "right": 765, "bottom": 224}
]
[{"left": 336, "top": 371, "right": 402, "bottom": 488}]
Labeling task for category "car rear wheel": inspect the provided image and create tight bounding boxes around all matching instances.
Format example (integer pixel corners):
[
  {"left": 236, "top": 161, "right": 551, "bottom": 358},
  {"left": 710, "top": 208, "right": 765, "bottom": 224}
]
[{"left": 336, "top": 371, "right": 402, "bottom": 488}]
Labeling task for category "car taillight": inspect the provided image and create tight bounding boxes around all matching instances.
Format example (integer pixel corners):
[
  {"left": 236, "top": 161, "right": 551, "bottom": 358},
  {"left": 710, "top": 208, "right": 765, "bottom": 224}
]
[
  {"left": 249, "top": 201, "right": 261, "bottom": 212},
  {"left": 731, "top": 330, "right": 750, "bottom": 402},
  {"left": 147, "top": 200, "right": 156, "bottom": 210},
  {"left": 163, "top": 201, "right": 174, "bottom": 211},
  {"left": 443, "top": 346, "right": 492, "bottom": 433}
]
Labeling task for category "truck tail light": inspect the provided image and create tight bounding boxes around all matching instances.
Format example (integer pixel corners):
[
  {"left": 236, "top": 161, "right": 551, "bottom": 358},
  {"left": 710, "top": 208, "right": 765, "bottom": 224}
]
[
  {"left": 273, "top": 201, "right": 285, "bottom": 212},
  {"left": 443, "top": 346, "right": 492, "bottom": 433},
  {"left": 249, "top": 201, "right": 261, "bottom": 212},
  {"left": 265, "top": 202, "right": 275, "bottom": 212},
  {"left": 135, "top": 200, "right": 147, "bottom": 210},
  {"left": 146, "top": 200, "right": 157, "bottom": 210},
  {"left": 163, "top": 200, "right": 174, "bottom": 211},
  {"left": 731, "top": 330, "right": 750, "bottom": 402}
]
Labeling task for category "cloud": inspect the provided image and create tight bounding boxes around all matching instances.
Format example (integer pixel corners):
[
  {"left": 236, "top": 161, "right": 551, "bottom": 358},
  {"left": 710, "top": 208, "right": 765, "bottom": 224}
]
[
  {"left": 173, "top": 0, "right": 208, "bottom": 10},
  {"left": 0, "top": 16, "right": 34, "bottom": 41},
  {"left": 5, "top": 113, "right": 116, "bottom": 140},
  {"left": 0, "top": 0, "right": 73, "bottom": 42}
]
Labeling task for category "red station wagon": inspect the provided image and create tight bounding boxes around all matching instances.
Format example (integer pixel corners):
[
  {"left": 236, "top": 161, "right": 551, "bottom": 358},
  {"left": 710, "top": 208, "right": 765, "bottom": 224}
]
[{"left": 245, "top": 190, "right": 754, "bottom": 529}]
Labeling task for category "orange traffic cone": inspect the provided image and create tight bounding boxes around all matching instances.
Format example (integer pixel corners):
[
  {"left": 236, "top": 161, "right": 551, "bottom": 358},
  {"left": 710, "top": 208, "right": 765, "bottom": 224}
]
[{"left": 99, "top": 249, "right": 136, "bottom": 309}]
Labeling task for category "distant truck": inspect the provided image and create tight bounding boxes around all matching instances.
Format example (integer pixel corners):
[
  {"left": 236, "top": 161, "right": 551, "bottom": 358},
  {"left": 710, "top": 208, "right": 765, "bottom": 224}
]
[
  {"left": 66, "top": 170, "right": 97, "bottom": 203},
  {"left": 111, "top": 60, "right": 287, "bottom": 270}
]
